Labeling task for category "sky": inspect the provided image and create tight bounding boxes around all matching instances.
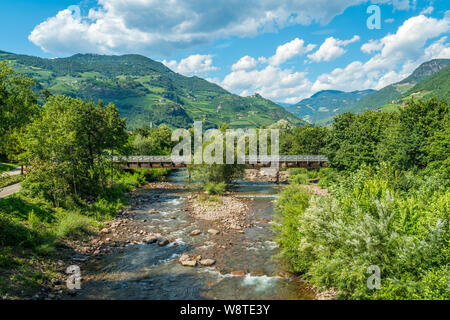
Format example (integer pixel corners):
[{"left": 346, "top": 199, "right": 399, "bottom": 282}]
[{"left": 0, "top": 0, "right": 449, "bottom": 103}]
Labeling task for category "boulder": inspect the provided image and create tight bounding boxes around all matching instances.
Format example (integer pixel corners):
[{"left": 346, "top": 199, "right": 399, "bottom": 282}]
[
  {"left": 179, "top": 253, "right": 190, "bottom": 262},
  {"left": 230, "top": 270, "right": 246, "bottom": 277},
  {"left": 190, "top": 230, "right": 201, "bottom": 236},
  {"left": 208, "top": 229, "right": 220, "bottom": 235},
  {"left": 180, "top": 260, "right": 197, "bottom": 267},
  {"left": 144, "top": 236, "right": 158, "bottom": 244},
  {"left": 199, "top": 259, "right": 216, "bottom": 266},
  {"left": 158, "top": 239, "right": 169, "bottom": 246}
]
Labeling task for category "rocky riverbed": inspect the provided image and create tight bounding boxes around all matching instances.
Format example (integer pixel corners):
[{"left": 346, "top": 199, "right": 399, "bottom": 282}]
[{"left": 29, "top": 172, "right": 333, "bottom": 300}]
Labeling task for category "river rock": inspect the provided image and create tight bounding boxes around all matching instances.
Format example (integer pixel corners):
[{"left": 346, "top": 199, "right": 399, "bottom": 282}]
[
  {"left": 180, "top": 260, "right": 197, "bottom": 267},
  {"left": 230, "top": 270, "right": 246, "bottom": 277},
  {"left": 179, "top": 253, "right": 190, "bottom": 262},
  {"left": 208, "top": 229, "right": 220, "bottom": 235},
  {"left": 100, "top": 228, "right": 110, "bottom": 234},
  {"left": 144, "top": 236, "right": 158, "bottom": 244},
  {"left": 147, "top": 209, "right": 157, "bottom": 214},
  {"left": 199, "top": 259, "right": 216, "bottom": 266},
  {"left": 158, "top": 239, "right": 169, "bottom": 246},
  {"left": 190, "top": 230, "right": 201, "bottom": 236}
]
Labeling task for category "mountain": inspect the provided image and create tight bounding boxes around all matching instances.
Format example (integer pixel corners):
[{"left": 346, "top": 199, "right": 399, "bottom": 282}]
[
  {"left": 349, "top": 59, "right": 450, "bottom": 113},
  {"left": 284, "top": 89, "right": 375, "bottom": 124},
  {"left": 0, "top": 50, "right": 305, "bottom": 129}
]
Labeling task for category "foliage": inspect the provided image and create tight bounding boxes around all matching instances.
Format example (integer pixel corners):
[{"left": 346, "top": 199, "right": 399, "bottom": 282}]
[
  {"left": 54, "top": 211, "right": 93, "bottom": 239},
  {"left": 0, "top": 61, "right": 39, "bottom": 160},
  {"left": 0, "top": 162, "right": 17, "bottom": 174},
  {"left": 203, "top": 182, "right": 227, "bottom": 195},
  {"left": 20, "top": 95, "right": 128, "bottom": 206},
  {"left": 131, "top": 125, "right": 173, "bottom": 155},
  {"left": 281, "top": 126, "right": 328, "bottom": 155}
]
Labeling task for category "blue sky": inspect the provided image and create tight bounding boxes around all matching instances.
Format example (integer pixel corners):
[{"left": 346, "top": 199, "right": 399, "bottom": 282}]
[{"left": 1, "top": 0, "right": 449, "bottom": 103}]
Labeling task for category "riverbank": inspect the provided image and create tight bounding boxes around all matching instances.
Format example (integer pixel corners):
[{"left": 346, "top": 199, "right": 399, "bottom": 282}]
[{"left": 2, "top": 170, "right": 334, "bottom": 300}]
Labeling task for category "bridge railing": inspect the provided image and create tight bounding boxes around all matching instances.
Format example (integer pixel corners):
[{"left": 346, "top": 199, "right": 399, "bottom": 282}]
[{"left": 112, "top": 155, "right": 328, "bottom": 163}]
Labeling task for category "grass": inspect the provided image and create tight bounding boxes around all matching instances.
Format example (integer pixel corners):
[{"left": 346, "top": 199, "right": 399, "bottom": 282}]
[
  {"left": 0, "top": 162, "right": 18, "bottom": 174},
  {"left": 0, "top": 168, "right": 155, "bottom": 299},
  {"left": 0, "top": 174, "right": 24, "bottom": 189}
]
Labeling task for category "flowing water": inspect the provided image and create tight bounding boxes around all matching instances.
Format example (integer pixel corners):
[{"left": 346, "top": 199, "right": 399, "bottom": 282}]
[{"left": 73, "top": 170, "right": 315, "bottom": 300}]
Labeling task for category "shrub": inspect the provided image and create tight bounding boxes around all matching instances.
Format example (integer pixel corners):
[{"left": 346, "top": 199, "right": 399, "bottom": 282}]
[
  {"left": 275, "top": 165, "right": 449, "bottom": 299},
  {"left": 204, "top": 182, "right": 227, "bottom": 195},
  {"left": 55, "top": 211, "right": 92, "bottom": 239},
  {"left": 288, "top": 173, "right": 308, "bottom": 185}
]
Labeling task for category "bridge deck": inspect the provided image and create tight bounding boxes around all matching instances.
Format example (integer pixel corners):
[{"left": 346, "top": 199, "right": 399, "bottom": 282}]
[{"left": 113, "top": 155, "right": 328, "bottom": 169}]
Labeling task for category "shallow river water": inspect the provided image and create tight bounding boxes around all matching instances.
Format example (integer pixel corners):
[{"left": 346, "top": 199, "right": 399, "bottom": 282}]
[{"left": 73, "top": 170, "right": 315, "bottom": 300}]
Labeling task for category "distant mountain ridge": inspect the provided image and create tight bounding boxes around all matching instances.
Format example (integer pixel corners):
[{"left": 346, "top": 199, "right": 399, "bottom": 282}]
[
  {"left": 349, "top": 58, "right": 450, "bottom": 113},
  {"left": 0, "top": 50, "right": 305, "bottom": 129},
  {"left": 284, "top": 89, "right": 376, "bottom": 124}
]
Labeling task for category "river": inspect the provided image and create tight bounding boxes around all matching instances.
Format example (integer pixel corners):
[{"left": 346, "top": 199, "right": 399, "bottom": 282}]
[{"left": 72, "top": 170, "right": 315, "bottom": 300}]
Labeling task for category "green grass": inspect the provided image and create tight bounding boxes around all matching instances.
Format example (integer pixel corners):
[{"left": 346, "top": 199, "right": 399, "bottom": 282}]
[
  {"left": 0, "top": 162, "right": 17, "bottom": 174},
  {"left": 0, "top": 174, "right": 24, "bottom": 188}
]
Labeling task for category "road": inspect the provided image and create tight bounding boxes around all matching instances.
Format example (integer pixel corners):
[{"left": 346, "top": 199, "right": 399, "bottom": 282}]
[
  {"left": 0, "top": 183, "right": 20, "bottom": 198},
  {"left": 0, "top": 167, "right": 22, "bottom": 198}
]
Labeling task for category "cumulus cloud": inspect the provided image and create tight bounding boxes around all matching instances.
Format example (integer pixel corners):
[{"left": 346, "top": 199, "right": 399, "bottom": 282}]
[
  {"left": 162, "top": 54, "right": 218, "bottom": 76},
  {"left": 267, "top": 38, "right": 316, "bottom": 66},
  {"left": 231, "top": 56, "right": 258, "bottom": 71},
  {"left": 29, "top": 0, "right": 414, "bottom": 56},
  {"left": 221, "top": 65, "right": 313, "bottom": 103},
  {"left": 308, "top": 35, "right": 359, "bottom": 62},
  {"left": 312, "top": 13, "right": 450, "bottom": 91}
]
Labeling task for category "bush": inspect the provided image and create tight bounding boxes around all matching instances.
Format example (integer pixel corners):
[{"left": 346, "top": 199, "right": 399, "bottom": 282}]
[
  {"left": 288, "top": 173, "right": 308, "bottom": 185},
  {"left": 55, "top": 211, "right": 92, "bottom": 239},
  {"left": 204, "top": 182, "right": 227, "bottom": 195},
  {"left": 275, "top": 165, "right": 449, "bottom": 299}
]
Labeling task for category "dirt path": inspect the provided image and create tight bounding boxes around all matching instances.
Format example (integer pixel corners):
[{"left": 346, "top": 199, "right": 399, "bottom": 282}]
[{"left": 0, "top": 183, "right": 21, "bottom": 198}]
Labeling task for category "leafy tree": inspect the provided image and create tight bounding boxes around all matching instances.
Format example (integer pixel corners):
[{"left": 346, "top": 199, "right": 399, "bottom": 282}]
[
  {"left": 0, "top": 61, "right": 38, "bottom": 160},
  {"left": 21, "top": 95, "right": 127, "bottom": 206},
  {"left": 281, "top": 125, "right": 328, "bottom": 155},
  {"left": 392, "top": 98, "right": 449, "bottom": 170},
  {"left": 324, "top": 111, "right": 396, "bottom": 170}
]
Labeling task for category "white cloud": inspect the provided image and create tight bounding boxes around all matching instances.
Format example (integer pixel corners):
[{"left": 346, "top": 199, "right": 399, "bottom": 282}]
[
  {"left": 420, "top": 6, "right": 434, "bottom": 15},
  {"left": 232, "top": 56, "right": 258, "bottom": 71},
  {"left": 268, "top": 38, "right": 316, "bottom": 66},
  {"left": 308, "top": 35, "right": 359, "bottom": 62},
  {"left": 29, "top": 0, "right": 414, "bottom": 56},
  {"left": 162, "top": 54, "right": 217, "bottom": 76},
  {"left": 221, "top": 65, "right": 313, "bottom": 103},
  {"left": 313, "top": 13, "right": 450, "bottom": 91}
]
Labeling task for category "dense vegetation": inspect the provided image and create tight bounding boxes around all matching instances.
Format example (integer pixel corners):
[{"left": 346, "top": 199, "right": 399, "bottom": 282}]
[
  {"left": 275, "top": 98, "right": 449, "bottom": 300},
  {"left": 0, "top": 62, "right": 171, "bottom": 297},
  {"left": 0, "top": 51, "right": 305, "bottom": 130}
]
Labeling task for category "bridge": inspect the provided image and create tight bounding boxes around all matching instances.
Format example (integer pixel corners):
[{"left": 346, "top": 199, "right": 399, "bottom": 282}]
[{"left": 113, "top": 155, "right": 328, "bottom": 170}]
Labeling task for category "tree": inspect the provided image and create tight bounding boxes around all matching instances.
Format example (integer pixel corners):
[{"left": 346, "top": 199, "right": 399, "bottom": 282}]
[
  {"left": 281, "top": 125, "right": 328, "bottom": 155},
  {"left": 392, "top": 98, "right": 449, "bottom": 170},
  {"left": 0, "top": 61, "right": 38, "bottom": 160},
  {"left": 21, "top": 95, "right": 127, "bottom": 206},
  {"left": 324, "top": 111, "right": 396, "bottom": 170}
]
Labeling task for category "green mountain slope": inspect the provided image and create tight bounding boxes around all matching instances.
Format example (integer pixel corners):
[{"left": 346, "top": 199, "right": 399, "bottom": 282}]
[
  {"left": 0, "top": 50, "right": 305, "bottom": 129},
  {"left": 284, "top": 89, "right": 375, "bottom": 124},
  {"left": 349, "top": 59, "right": 450, "bottom": 113}
]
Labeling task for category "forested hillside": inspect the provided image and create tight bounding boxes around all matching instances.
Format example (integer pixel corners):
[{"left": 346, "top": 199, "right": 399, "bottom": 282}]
[
  {"left": 0, "top": 50, "right": 304, "bottom": 129},
  {"left": 285, "top": 89, "right": 375, "bottom": 124}
]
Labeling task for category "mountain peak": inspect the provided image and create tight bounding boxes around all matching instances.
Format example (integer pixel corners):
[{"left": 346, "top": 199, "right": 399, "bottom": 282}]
[{"left": 398, "top": 58, "right": 450, "bottom": 84}]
